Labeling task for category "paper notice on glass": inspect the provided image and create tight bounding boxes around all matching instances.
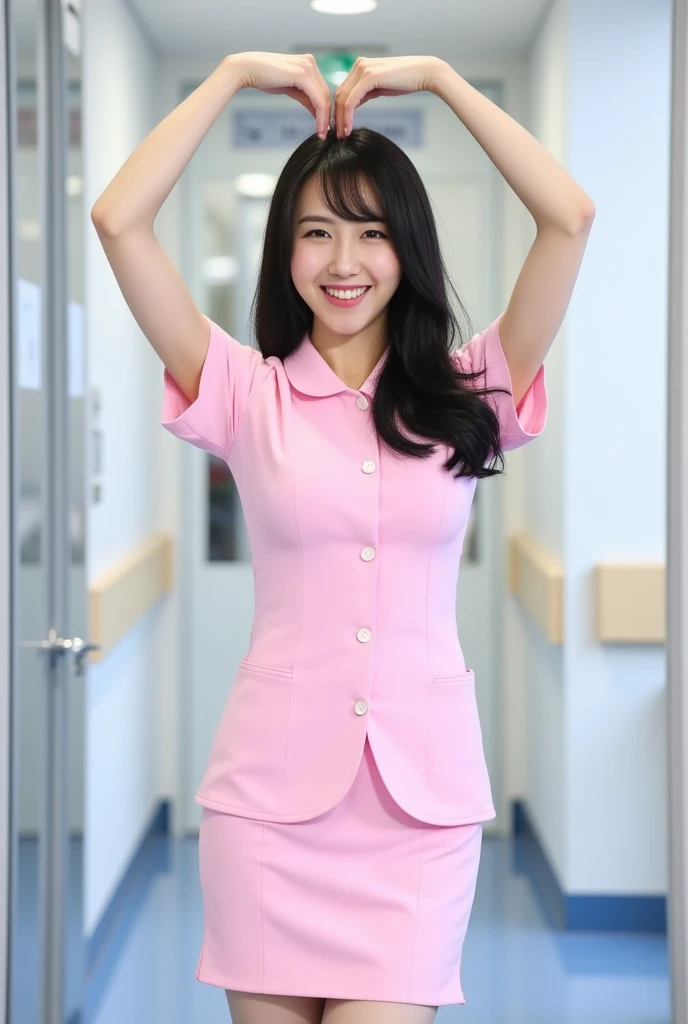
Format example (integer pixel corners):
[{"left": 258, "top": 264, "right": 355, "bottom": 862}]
[
  {"left": 68, "top": 301, "right": 84, "bottom": 397},
  {"left": 17, "top": 277, "right": 41, "bottom": 390}
]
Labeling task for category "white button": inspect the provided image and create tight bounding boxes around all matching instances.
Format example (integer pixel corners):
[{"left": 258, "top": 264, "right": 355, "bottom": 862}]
[
  {"left": 354, "top": 700, "right": 368, "bottom": 715},
  {"left": 360, "top": 547, "right": 375, "bottom": 561},
  {"left": 356, "top": 395, "right": 369, "bottom": 411},
  {"left": 356, "top": 628, "right": 372, "bottom": 643},
  {"left": 362, "top": 460, "right": 376, "bottom": 474}
]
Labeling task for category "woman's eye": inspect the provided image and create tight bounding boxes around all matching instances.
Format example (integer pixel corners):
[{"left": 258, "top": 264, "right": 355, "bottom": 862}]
[{"left": 303, "top": 229, "right": 387, "bottom": 239}]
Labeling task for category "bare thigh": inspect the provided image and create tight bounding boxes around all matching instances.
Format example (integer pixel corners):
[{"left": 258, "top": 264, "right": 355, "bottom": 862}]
[
  {"left": 322, "top": 1000, "right": 438, "bottom": 1024},
  {"left": 224, "top": 990, "right": 326, "bottom": 1024}
]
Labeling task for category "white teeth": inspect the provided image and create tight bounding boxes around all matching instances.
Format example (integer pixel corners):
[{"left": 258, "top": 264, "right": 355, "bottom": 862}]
[{"left": 324, "top": 286, "right": 368, "bottom": 300}]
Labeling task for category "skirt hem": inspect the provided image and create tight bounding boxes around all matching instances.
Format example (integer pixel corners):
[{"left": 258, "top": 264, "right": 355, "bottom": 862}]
[{"left": 195, "top": 961, "right": 466, "bottom": 1007}]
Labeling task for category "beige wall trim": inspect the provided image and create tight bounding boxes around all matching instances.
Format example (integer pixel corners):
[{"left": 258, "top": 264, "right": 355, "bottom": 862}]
[
  {"left": 509, "top": 532, "right": 665, "bottom": 645},
  {"left": 508, "top": 531, "right": 564, "bottom": 644},
  {"left": 595, "top": 562, "right": 665, "bottom": 643},
  {"left": 89, "top": 533, "right": 174, "bottom": 662}
]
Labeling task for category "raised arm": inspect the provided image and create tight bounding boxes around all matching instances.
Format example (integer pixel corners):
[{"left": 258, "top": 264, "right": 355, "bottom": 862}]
[{"left": 90, "top": 57, "right": 245, "bottom": 403}]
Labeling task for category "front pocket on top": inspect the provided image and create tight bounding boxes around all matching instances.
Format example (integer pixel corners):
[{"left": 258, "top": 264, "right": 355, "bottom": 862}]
[
  {"left": 238, "top": 659, "right": 293, "bottom": 679},
  {"left": 430, "top": 668, "right": 475, "bottom": 686}
]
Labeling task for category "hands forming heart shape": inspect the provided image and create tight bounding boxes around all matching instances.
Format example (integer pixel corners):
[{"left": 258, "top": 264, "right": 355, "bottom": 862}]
[
  {"left": 327, "top": 54, "right": 441, "bottom": 138},
  {"left": 228, "top": 52, "right": 443, "bottom": 140}
]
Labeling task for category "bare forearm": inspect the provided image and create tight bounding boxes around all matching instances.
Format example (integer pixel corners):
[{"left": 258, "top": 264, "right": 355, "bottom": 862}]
[
  {"left": 429, "top": 58, "right": 595, "bottom": 233},
  {"left": 91, "top": 56, "right": 242, "bottom": 234}
]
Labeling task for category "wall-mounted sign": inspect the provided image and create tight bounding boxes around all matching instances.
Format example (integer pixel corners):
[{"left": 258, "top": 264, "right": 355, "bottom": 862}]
[{"left": 233, "top": 108, "right": 423, "bottom": 149}]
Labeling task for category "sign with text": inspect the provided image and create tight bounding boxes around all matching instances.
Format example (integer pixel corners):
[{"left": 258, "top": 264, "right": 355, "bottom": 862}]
[{"left": 233, "top": 108, "right": 423, "bottom": 149}]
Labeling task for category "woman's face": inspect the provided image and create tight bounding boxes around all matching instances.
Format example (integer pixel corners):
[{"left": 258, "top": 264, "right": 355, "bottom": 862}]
[{"left": 290, "top": 174, "right": 403, "bottom": 341}]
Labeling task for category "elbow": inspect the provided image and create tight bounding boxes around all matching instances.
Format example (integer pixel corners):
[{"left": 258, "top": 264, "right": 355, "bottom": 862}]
[
  {"left": 90, "top": 202, "right": 116, "bottom": 235},
  {"left": 573, "top": 199, "right": 596, "bottom": 232},
  {"left": 90, "top": 204, "right": 153, "bottom": 238},
  {"left": 90, "top": 200, "right": 136, "bottom": 236}
]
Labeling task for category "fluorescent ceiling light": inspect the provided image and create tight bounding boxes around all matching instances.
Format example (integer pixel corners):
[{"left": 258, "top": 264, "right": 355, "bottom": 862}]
[
  {"left": 311, "top": 0, "right": 377, "bottom": 13},
  {"left": 234, "top": 172, "right": 278, "bottom": 198}
]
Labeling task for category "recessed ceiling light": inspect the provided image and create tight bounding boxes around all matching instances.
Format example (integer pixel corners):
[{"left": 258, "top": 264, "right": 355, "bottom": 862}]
[{"left": 310, "top": 0, "right": 377, "bottom": 14}]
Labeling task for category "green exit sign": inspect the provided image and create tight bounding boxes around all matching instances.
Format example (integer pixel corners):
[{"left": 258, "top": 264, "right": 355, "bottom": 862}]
[{"left": 316, "top": 53, "right": 357, "bottom": 87}]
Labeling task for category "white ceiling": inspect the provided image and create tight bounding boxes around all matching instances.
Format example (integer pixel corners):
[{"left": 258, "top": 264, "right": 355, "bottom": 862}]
[{"left": 125, "top": 0, "right": 552, "bottom": 58}]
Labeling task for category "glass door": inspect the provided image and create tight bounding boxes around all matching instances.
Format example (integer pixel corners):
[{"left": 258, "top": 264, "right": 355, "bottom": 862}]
[{"left": 8, "top": 0, "right": 93, "bottom": 1021}]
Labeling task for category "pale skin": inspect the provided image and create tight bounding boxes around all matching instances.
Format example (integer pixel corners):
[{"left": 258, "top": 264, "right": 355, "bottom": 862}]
[
  {"left": 290, "top": 174, "right": 401, "bottom": 392},
  {"left": 225, "top": 992, "right": 438, "bottom": 1024},
  {"left": 91, "top": 48, "right": 594, "bottom": 1024}
]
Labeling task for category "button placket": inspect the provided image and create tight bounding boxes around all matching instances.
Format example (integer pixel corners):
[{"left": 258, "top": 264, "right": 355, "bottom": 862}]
[{"left": 355, "top": 431, "right": 378, "bottom": 718}]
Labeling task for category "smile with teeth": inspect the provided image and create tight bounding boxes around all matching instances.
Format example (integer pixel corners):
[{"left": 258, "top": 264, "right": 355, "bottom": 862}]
[{"left": 322, "top": 286, "right": 370, "bottom": 300}]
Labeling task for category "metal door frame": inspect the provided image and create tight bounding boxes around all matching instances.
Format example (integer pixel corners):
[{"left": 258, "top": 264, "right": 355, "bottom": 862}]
[
  {"left": 669, "top": 3, "right": 688, "bottom": 1022},
  {"left": 1, "top": 0, "right": 12, "bottom": 1016},
  {"left": 3, "top": 0, "right": 76, "bottom": 1020}
]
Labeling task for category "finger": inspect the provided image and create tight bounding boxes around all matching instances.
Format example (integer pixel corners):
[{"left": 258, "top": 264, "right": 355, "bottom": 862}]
[
  {"left": 287, "top": 87, "right": 318, "bottom": 119},
  {"left": 334, "top": 65, "right": 363, "bottom": 138},
  {"left": 308, "top": 60, "right": 334, "bottom": 128},
  {"left": 309, "top": 58, "right": 334, "bottom": 136},
  {"left": 337, "top": 72, "right": 370, "bottom": 137},
  {"left": 296, "top": 58, "right": 330, "bottom": 137},
  {"left": 262, "top": 86, "right": 317, "bottom": 118}
]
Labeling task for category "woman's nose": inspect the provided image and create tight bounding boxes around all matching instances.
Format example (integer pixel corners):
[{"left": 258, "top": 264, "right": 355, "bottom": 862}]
[{"left": 328, "top": 241, "right": 360, "bottom": 277}]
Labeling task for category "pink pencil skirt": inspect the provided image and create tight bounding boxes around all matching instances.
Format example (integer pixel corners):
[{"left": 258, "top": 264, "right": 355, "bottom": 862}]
[{"left": 196, "top": 736, "right": 483, "bottom": 1007}]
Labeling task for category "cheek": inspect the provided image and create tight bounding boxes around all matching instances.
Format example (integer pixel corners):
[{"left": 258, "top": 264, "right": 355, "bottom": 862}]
[
  {"left": 374, "top": 251, "right": 402, "bottom": 289},
  {"left": 290, "top": 246, "right": 322, "bottom": 288}
]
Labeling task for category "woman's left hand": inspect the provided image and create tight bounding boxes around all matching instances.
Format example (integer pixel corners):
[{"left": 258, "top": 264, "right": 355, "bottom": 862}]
[{"left": 332, "top": 56, "right": 444, "bottom": 138}]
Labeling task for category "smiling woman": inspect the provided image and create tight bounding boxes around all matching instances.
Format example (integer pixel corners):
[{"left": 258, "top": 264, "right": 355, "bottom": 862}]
[
  {"left": 252, "top": 124, "right": 513, "bottom": 478},
  {"left": 88, "top": 44, "right": 579, "bottom": 1024},
  {"left": 289, "top": 173, "right": 402, "bottom": 376}
]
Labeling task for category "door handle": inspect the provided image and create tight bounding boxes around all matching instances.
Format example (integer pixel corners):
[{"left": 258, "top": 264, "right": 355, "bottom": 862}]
[
  {"left": 70, "top": 637, "right": 102, "bottom": 675},
  {"left": 21, "top": 629, "right": 102, "bottom": 674}
]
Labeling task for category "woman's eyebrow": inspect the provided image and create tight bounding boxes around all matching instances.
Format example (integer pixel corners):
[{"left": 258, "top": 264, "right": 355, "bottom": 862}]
[{"left": 297, "top": 214, "right": 385, "bottom": 225}]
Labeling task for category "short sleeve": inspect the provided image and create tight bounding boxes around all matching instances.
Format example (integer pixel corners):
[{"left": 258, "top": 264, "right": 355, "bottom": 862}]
[
  {"left": 454, "top": 312, "right": 548, "bottom": 452},
  {"left": 161, "top": 315, "right": 270, "bottom": 462}
]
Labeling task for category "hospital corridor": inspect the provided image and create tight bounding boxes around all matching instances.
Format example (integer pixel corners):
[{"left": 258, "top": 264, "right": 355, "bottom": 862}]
[{"left": 1, "top": 0, "right": 686, "bottom": 1022}]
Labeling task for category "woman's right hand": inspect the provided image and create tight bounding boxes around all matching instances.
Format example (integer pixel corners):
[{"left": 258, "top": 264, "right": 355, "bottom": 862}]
[{"left": 226, "top": 52, "right": 332, "bottom": 139}]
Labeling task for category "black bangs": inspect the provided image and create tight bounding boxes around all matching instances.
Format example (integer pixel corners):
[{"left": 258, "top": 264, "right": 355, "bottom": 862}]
[{"left": 317, "top": 154, "right": 385, "bottom": 224}]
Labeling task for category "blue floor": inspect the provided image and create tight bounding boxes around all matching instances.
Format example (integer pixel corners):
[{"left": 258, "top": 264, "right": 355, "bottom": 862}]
[{"left": 88, "top": 831, "right": 671, "bottom": 1023}]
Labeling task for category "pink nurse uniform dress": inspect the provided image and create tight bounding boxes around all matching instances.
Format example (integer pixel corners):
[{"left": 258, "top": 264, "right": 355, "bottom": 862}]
[{"left": 161, "top": 310, "right": 547, "bottom": 1007}]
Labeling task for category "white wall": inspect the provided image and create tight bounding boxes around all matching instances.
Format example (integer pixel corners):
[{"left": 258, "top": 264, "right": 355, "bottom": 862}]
[
  {"left": 520, "top": 0, "right": 671, "bottom": 895},
  {"left": 83, "top": 0, "right": 181, "bottom": 934},
  {"left": 514, "top": 0, "right": 570, "bottom": 888},
  {"left": 566, "top": 0, "right": 670, "bottom": 893}
]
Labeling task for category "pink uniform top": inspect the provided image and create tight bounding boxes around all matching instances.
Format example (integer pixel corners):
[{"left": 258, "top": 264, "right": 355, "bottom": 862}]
[{"left": 162, "top": 313, "right": 547, "bottom": 826}]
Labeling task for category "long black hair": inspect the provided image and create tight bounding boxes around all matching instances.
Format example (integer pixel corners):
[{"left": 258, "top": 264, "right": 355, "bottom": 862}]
[{"left": 250, "top": 125, "right": 511, "bottom": 479}]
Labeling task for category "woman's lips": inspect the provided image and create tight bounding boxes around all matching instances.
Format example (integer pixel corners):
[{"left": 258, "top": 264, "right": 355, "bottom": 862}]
[{"left": 320, "top": 286, "right": 371, "bottom": 308}]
